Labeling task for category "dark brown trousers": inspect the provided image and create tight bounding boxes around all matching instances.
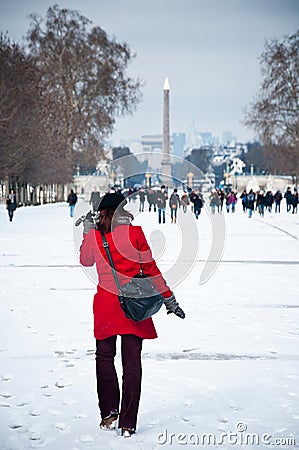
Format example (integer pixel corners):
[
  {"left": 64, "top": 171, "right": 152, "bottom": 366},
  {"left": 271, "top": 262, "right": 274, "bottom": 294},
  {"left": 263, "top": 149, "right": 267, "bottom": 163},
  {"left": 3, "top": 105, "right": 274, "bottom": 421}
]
[{"left": 96, "top": 334, "right": 143, "bottom": 430}]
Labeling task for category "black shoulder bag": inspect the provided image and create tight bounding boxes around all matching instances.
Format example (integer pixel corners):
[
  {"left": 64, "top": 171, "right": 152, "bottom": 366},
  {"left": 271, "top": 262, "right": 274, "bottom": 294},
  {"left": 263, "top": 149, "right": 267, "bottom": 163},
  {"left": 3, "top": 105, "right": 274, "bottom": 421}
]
[{"left": 100, "top": 230, "right": 164, "bottom": 322}]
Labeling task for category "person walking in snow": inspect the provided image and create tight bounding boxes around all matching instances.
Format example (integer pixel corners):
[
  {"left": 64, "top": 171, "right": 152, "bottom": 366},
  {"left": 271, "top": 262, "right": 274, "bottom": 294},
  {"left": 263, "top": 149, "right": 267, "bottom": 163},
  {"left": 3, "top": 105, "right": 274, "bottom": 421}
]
[
  {"left": 265, "top": 191, "right": 274, "bottom": 212},
  {"left": 291, "top": 188, "right": 298, "bottom": 214},
  {"left": 79, "top": 193, "right": 185, "bottom": 437},
  {"left": 240, "top": 189, "right": 247, "bottom": 213},
  {"left": 256, "top": 190, "right": 267, "bottom": 217},
  {"left": 227, "top": 191, "right": 237, "bottom": 213},
  {"left": 190, "top": 189, "right": 204, "bottom": 219},
  {"left": 217, "top": 189, "right": 225, "bottom": 212},
  {"left": 138, "top": 188, "right": 146, "bottom": 212},
  {"left": 284, "top": 187, "right": 293, "bottom": 212},
  {"left": 180, "top": 191, "right": 189, "bottom": 213},
  {"left": 156, "top": 185, "right": 168, "bottom": 224},
  {"left": 89, "top": 187, "right": 101, "bottom": 212},
  {"left": 146, "top": 189, "right": 157, "bottom": 212},
  {"left": 274, "top": 190, "right": 283, "bottom": 213},
  {"left": 246, "top": 189, "right": 255, "bottom": 218},
  {"left": 209, "top": 190, "right": 221, "bottom": 214},
  {"left": 6, "top": 189, "right": 17, "bottom": 222},
  {"left": 67, "top": 189, "right": 78, "bottom": 218},
  {"left": 169, "top": 188, "right": 180, "bottom": 223}
]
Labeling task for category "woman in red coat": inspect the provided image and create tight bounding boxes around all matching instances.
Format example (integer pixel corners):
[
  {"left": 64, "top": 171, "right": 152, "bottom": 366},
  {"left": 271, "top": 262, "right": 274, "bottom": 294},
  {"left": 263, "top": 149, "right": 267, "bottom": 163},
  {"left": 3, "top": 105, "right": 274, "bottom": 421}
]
[{"left": 79, "top": 193, "right": 185, "bottom": 437}]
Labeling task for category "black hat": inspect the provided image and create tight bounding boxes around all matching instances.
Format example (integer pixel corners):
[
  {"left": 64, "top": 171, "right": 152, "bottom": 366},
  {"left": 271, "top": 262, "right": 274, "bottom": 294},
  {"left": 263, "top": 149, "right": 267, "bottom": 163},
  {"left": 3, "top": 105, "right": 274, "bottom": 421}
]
[{"left": 97, "top": 193, "right": 127, "bottom": 211}]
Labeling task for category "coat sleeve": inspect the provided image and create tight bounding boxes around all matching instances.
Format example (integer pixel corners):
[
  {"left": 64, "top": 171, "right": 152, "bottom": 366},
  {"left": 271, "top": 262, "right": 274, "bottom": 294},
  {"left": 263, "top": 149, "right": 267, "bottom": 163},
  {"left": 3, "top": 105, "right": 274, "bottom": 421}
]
[
  {"left": 79, "top": 230, "right": 95, "bottom": 267},
  {"left": 135, "top": 227, "right": 172, "bottom": 298}
]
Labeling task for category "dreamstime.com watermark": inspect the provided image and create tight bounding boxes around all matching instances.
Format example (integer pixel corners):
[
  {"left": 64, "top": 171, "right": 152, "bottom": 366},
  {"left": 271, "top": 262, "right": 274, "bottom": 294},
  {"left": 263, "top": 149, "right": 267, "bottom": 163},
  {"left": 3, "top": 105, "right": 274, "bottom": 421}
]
[
  {"left": 156, "top": 422, "right": 296, "bottom": 446},
  {"left": 73, "top": 153, "right": 226, "bottom": 290}
]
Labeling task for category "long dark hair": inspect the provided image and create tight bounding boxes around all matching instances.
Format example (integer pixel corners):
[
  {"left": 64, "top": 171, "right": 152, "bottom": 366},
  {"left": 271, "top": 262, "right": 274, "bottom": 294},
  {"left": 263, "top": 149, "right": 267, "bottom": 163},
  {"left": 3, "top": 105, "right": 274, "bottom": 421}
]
[{"left": 96, "top": 207, "right": 134, "bottom": 234}]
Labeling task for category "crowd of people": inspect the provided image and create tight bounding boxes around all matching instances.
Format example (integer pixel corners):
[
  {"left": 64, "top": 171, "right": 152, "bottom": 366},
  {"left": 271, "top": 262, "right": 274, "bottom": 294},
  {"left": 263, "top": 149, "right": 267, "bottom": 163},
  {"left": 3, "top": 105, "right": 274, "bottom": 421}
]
[
  {"left": 237, "top": 187, "right": 298, "bottom": 218},
  {"left": 77, "top": 185, "right": 298, "bottom": 223},
  {"left": 4, "top": 184, "right": 298, "bottom": 223}
]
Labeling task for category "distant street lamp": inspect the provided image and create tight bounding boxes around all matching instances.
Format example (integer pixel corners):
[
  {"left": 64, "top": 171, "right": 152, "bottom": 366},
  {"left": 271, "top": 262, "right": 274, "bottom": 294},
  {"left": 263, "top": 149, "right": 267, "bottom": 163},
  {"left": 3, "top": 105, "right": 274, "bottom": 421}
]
[
  {"left": 145, "top": 172, "right": 151, "bottom": 188},
  {"left": 187, "top": 172, "right": 194, "bottom": 188},
  {"left": 110, "top": 170, "right": 115, "bottom": 186}
]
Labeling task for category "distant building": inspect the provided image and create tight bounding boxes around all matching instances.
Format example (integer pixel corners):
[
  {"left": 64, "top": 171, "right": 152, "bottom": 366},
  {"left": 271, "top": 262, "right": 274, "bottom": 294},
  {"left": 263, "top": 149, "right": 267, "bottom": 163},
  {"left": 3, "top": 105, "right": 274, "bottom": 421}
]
[
  {"left": 172, "top": 133, "right": 186, "bottom": 159},
  {"left": 199, "top": 132, "right": 213, "bottom": 146},
  {"left": 141, "top": 134, "right": 174, "bottom": 154},
  {"left": 222, "top": 130, "right": 237, "bottom": 146}
]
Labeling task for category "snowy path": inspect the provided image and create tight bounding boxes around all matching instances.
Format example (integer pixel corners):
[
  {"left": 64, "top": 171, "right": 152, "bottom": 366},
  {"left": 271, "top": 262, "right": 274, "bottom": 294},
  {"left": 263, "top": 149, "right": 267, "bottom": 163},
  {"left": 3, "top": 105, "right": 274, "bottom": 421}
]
[{"left": 0, "top": 201, "right": 298, "bottom": 449}]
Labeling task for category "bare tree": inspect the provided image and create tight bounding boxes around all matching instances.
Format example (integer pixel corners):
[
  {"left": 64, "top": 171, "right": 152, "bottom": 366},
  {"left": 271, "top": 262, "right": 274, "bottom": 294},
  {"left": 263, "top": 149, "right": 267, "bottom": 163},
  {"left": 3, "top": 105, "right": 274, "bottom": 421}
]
[
  {"left": 0, "top": 33, "right": 69, "bottom": 202},
  {"left": 244, "top": 30, "right": 299, "bottom": 180},
  {"left": 27, "top": 4, "right": 142, "bottom": 170}
]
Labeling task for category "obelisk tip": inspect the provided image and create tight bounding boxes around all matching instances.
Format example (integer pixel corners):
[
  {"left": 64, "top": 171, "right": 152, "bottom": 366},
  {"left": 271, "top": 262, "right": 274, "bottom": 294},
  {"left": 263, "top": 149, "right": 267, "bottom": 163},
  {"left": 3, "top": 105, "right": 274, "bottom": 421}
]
[{"left": 164, "top": 77, "right": 170, "bottom": 90}]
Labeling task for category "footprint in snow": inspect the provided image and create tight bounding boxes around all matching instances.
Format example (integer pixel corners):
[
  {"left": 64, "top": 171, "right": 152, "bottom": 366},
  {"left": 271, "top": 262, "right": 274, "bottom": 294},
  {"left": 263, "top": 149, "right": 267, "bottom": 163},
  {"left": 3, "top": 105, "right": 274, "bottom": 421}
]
[
  {"left": 0, "top": 392, "right": 12, "bottom": 399},
  {"left": 1, "top": 374, "right": 12, "bottom": 382},
  {"left": 28, "top": 429, "right": 42, "bottom": 442},
  {"left": 63, "top": 399, "right": 76, "bottom": 405},
  {"left": 79, "top": 435, "right": 94, "bottom": 443},
  {"left": 17, "top": 401, "right": 31, "bottom": 407},
  {"left": 48, "top": 409, "right": 62, "bottom": 416},
  {"left": 184, "top": 401, "right": 193, "bottom": 407},
  {"left": 265, "top": 348, "right": 278, "bottom": 354},
  {"left": 54, "top": 422, "right": 69, "bottom": 431},
  {"left": 9, "top": 423, "right": 23, "bottom": 429},
  {"left": 55, "top": 380, "right": 72, "bottom": 388},
  {"left": 218, "top": 417, "right": 229, "bottom": 423},
  {"left": 147, "top": 419, "right": 160, "bottom": 428},
  {"left": 42, "top": 390, "right": 53, "bottom": 397}
]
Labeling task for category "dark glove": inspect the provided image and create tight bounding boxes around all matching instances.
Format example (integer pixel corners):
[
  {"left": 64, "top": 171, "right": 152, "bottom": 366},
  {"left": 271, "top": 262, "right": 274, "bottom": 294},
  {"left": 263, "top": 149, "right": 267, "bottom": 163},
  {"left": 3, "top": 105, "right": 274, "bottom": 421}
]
[
  {"left": 164, "top": 294, "right": 185, "bottom": 319},
  {"left": 83, "top": 211, "right": 95, "bottom": 234}
]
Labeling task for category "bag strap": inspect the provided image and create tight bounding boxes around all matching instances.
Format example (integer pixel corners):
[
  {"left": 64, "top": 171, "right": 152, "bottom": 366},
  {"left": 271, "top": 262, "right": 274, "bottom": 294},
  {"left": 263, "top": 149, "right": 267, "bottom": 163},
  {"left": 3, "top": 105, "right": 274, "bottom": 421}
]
[{"left": 100, "top": 230, "right": 122, "bottom": 292}]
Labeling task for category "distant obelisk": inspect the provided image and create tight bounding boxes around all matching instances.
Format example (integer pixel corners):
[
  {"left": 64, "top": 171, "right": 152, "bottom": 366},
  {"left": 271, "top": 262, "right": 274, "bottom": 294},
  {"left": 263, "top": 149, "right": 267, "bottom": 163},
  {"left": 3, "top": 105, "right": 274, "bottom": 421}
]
[{"left": 161, "top": 77, "right": 172, "bottom": 185}]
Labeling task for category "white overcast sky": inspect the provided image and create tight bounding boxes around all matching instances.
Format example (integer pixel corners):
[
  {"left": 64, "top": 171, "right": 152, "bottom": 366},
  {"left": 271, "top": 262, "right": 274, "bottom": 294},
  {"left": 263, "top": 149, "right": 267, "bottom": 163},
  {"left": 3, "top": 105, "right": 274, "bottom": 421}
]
[{"left": 1, "top": 0, "right": 298, "bottom": 145}]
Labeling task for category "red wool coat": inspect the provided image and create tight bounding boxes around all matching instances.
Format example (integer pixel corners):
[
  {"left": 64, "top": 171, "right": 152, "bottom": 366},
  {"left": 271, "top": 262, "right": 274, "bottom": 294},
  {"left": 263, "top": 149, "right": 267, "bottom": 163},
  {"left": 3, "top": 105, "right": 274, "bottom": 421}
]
[{"left": 80, "top": 224, "right": 172, "bottom": 340}]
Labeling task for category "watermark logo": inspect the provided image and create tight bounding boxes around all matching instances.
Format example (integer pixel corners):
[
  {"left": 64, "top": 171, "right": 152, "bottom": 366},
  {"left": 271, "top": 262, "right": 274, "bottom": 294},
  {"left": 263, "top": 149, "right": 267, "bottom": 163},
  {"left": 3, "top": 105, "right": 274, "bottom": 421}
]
[
  {"left": 156, "top": 422, "right": 296, "bottom": 446},
  {"left": 73, "top": 153, "right": 226, "bottom": 291}
]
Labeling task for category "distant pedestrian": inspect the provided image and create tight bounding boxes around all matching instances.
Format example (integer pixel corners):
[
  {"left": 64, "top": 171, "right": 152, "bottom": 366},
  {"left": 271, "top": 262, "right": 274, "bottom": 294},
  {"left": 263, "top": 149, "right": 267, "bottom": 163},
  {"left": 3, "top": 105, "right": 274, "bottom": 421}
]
[
  {"left": 246, "top": 189, "right": 255, "bottom": 218},
  {"left": 229, "top": 191, "right": 237, "bottom": 213},
  {"left": 190, "top": 189, "right": 203, "bottom": 219},
  {"left": 169, "top": 189, "right": 180, "bottom": 223},
  {"left": 180, "top": 191, "right": 190, "bottom": 213},
  {"left": 240, "top": 190, "right": 247, "bottom": 213},
  {"left": 67, "top": 189, "right": 78, "bottom": 218},
  {"left": 156, "top": 185, "right": 168, "bottom": 224},
  {"left": 265, "top": 191, "right": 274, "bottom": 212},
  {"left": 292, "top": 189, "right": 298, "bottom": 214},
  {"left": 256, "top": 190, "right": 266, "bottom": 217},
  {"left": 225, "top": 191, "right": 237, "bottom": 213},
  {"left": 284, "top": 187, "right": 293, "bottom": 212},
  {"left": 6, "top": 189, "right": 17, "bottom": 222},
  {"left": 209, "top": 190, "right": 221, "bottom": 214},
  {"left": 274, "top": 190, "right": 283, "bottom": 213},
  {"left": 217, "top": 189, "right": 225, "bottom": 212},
  {"left": 89, "top": 187, "right": 101, "bottom": 212},
  {"left": 138, "top": 188, "right": 146, "bottom": 212},
  {"left": 146, "top": 189, "right": 157, "bottom": 212}
]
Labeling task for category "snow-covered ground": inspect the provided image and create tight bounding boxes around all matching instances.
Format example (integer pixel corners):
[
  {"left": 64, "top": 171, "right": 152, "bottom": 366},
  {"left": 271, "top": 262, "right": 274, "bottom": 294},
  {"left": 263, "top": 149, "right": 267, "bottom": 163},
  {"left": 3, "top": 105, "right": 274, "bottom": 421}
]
[{"left": 0, "top": 199, "right": 298, "bottom": 449}]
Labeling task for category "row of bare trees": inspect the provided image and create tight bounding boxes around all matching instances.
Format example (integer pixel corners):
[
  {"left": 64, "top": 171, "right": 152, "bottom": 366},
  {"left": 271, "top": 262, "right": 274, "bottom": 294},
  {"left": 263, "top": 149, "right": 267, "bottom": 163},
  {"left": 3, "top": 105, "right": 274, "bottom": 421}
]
[
  {"left": 244, "top": 30, "right": 299, "bottom": 183},
  {"left": 0, "top": 4, "right": 141, "bottom": 204}
]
